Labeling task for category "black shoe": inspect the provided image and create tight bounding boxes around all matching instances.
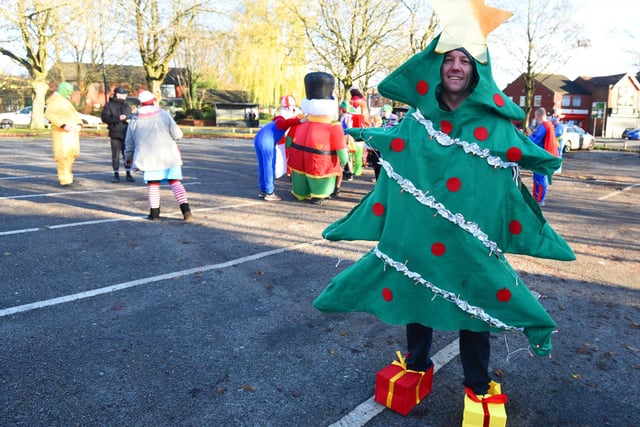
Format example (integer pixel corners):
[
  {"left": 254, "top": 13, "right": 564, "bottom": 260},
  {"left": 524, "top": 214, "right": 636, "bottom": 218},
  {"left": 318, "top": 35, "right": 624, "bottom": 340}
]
[
  {"left": 180, "top": 203, "right": 193, "bottom": 222},
  {"left": 112, "top": 174, "right": 120, "bottom": 183},
  {"left": 126, "top": 174, "right": 135, "bottom": 182},
  {"left": 331, "top": 188, "right": 341, "bottom": 198},
  {"left": 148, "top": 207, "right": 160, "bottom": 220},
  {"left": 310, "top": 198, "right": 325, "bottom": 205}
]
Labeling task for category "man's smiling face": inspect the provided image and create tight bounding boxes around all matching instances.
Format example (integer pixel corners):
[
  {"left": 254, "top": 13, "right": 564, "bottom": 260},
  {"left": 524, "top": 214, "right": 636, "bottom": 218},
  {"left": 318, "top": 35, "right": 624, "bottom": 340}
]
[{"left": 440, "top": 50, "right": 474, "bottom": 96}]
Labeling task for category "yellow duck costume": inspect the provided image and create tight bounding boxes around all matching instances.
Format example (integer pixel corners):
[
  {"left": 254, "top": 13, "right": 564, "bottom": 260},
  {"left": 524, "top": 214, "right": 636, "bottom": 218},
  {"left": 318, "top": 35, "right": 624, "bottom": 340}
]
[{"left": 45, "top": 82, "right": 82, "bottom": 186}]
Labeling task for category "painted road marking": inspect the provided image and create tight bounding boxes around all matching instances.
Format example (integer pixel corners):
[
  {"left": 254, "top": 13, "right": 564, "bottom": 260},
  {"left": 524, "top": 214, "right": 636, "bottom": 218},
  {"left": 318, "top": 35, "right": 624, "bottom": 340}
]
[
  {"left": 597, "top": 183, "right": 640, "bottom": 201},
  {"left": 0, "top": 181, "right": 201, "bottom": 200},
  {"left": 0, "top": 171, "right": 105, "bottom": 181},
  {"left": 0, "top": 239, "right": 324, "bottom": 318},
  {"left": 329, "top": 339, "right": 460, "bottom": 427},
  {"left": 0, "top": 199, "right": 262, "bottom": 237}
]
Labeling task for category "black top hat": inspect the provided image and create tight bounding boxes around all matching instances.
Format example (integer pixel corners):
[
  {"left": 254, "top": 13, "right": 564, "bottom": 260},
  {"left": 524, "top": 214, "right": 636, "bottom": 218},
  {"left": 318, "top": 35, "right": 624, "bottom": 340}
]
[
  {"left": 304, "top": 72, "right": 334, "bottom": 100},
  {"left": 350, "top": 88, "right": 364, "bottom": 98}
]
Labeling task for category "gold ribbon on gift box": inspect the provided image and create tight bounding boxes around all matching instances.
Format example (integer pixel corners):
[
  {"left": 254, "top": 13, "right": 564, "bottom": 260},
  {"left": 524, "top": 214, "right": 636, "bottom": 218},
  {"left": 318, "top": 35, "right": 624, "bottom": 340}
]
[{"left": 385, "top": 351, "right": 427, "bottom": 407}]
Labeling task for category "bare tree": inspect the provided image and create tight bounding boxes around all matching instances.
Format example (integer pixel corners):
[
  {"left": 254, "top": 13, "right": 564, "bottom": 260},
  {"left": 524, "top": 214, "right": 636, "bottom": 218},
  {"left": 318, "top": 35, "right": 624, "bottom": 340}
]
[
  {"left": 0, "top": 2, "right": 59, "bottom": 129},
  {"left": 119, "top": 0, "right": 203, "bottom": 97},
  {"left": 492, "top": 0, "right": 588, "bottom": 127},
  {"left": 173, "top": 28, "right": 226, "bottom": 116},
  {"left": 292, "top": 0, "right": 406, "bottom": 99},
  {"left": 57, "top": 0, "right": 134, "bottom": 110},
  {"left": 400, "top": 0, "right": 439, "bottom": 55}
]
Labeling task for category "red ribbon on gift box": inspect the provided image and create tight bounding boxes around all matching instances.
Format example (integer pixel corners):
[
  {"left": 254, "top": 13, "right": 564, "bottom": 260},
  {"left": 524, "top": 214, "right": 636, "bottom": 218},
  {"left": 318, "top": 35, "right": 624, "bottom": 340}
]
[{"left": 464, "top": 387, "right": 508, "bottom": 427}]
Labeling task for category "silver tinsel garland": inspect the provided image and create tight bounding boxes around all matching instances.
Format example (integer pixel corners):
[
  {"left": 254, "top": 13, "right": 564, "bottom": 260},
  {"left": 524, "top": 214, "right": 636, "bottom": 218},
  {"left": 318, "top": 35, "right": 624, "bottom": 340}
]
[
  {"left": 373, "top": 246, "right": 521, "bottom": 332},
  {"left": 411, "top": 109, "right": 519, "bottom": 170},
  {"left": 378, "top": 157, "right": 504, "bottom": 258}
]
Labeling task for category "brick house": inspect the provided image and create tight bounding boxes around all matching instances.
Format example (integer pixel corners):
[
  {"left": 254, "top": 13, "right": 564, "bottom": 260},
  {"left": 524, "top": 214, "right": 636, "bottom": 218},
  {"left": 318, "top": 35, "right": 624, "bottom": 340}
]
[
  {"left": 502, "top": 72, "right": 640, "bottom": 138},
  {"left": 502, "top": 74, "right": 592, "bottom": 130},
  {"left": 574, "top": 73, "right": 640, "bottom": 138},
  {"left": 47, "top": 63, "right": 184, "bottom": 112}
]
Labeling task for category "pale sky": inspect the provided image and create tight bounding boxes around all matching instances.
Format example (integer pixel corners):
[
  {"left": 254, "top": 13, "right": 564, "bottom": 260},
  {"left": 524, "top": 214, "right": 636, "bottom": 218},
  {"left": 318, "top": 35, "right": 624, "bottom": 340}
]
[
  {"left": 562, "top": 0, "right": 638, "bottom": 78},
  {"left": 488, "top": 0, "right": 638, "bottom": 88},
  {"left": 1, "top": 0, "right": 638, "bottom": 90}
]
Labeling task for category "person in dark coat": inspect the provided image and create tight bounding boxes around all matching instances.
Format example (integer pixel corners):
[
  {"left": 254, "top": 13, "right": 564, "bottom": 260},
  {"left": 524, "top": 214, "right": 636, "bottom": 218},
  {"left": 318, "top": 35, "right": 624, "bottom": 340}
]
[{"left": 101, "top": 87, "right": 135, "bottom": 182}]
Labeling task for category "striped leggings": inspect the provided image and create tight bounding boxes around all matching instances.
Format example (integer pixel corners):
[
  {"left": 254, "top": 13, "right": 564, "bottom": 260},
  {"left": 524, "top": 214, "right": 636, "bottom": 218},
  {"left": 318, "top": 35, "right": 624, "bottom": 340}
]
[{"left": 147, "top": 180, "right": 188, "bottom": 209}]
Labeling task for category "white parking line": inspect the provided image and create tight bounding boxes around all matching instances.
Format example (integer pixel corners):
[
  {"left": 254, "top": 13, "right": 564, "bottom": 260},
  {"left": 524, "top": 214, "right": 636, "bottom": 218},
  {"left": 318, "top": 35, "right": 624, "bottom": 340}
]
[
  {"left": 0, "top": 171, "right": 106, "bottom": 181},
  {"left": 0, "top": 200, "right": 263, "bottom": 236},
  {"left": 0, "top": 181, "right": 201, "bottom": 200},
  {"left": 329, "top": 339, "right": 460, "bottom": 427},
  {"left": 597, "top": 183, "right": 640, "bottom": 201},
  {"left": 0, "top": 239, "right": 324, "bottom": 318}
]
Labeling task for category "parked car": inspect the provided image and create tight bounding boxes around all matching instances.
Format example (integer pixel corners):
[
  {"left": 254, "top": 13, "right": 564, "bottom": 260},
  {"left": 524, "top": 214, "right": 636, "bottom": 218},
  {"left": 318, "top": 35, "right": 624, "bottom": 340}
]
[
  {"left": 77, "top": 113, "right": 103, "bottom": 128},
  {"left": 626, "top": 128, "right": 640, "bottom": 140},
  {"left": 0, "top": 106, "right": 102, "bottom": 129},
  {"left": 562, "top": 125, "right": 595, "bottom": 152},
  {"left": 126, "top": 96, "right": 184, "bottom": 118},
  {"left": 0, "top": 107, "right": 40, "bottom": 129},
  {"left": 621, "top": 127, "right": 637, "bottom": 139}
]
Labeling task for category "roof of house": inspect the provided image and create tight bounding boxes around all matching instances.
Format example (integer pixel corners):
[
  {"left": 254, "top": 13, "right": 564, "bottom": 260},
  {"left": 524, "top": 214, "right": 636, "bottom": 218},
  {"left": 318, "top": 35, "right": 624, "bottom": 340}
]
[
  {"left": 536, "top": 74, "right": 590, "bottom": 95},
  {"left": 575, "top": 73, "right": 627, "bottom": 87},
  {"left": 202, "top": 89, "right": 251, "bottom": 104},
  {"left": 47, "top": 63, "right": 182, "bottom": 86}
]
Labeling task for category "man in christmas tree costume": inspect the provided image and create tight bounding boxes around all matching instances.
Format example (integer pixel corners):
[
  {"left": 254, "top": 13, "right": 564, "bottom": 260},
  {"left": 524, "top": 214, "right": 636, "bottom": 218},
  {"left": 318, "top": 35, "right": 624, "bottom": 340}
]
[{"left": 313, "top": 0, "right": 575, "bottom": 399}]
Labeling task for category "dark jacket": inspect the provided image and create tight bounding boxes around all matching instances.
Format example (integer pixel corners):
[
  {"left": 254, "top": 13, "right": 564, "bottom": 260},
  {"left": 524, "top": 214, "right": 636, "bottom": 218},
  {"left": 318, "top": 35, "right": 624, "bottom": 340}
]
[{"left": 101, "top": 96, "right": 132, "bottom": 140}]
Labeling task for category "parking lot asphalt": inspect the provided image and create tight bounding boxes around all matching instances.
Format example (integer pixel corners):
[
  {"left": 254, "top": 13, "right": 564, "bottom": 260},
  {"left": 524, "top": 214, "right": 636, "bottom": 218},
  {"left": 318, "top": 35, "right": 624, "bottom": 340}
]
[{"left": 0, "top": 135, "right": 638, "bottom": 426}]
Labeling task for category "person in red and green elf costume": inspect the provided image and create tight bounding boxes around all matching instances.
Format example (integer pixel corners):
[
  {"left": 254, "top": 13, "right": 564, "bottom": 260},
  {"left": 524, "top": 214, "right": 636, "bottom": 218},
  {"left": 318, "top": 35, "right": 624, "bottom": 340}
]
[
  {"left": 287, "top": 72, "right": 348, "bottom": 204},
  {"left": 313, "top": 0, "right": 575, "bottom": 397}
]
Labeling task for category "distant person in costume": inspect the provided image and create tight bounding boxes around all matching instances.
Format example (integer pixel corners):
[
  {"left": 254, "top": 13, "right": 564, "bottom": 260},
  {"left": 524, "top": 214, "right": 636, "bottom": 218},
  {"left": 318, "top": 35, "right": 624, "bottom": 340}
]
[
  {"left": 253, "top": 95, "right": 304, "bottom": 202},
  {"left": 45, "top": 82, "right": 82, "bottom": 187},
  {"left": 101, "top": 86, "right": 135, "bottom": 183},
  {"left": 286, "top": 72, "right": 348, "bottom": 204},
  {"left": 380, "top": 104, "right": 398, "bottom": 127},
  {"left": 346, "top": 88, "right": 369, "bottom": 178},
  {"left": 349, "top": 88, "right": 370, "bottom": 128},
  {"left": 339, "top": 101, "right": 357, "bottom": 184},
  {"left": 529, "top": 107, "right": 559, "bottom": 205},
  {"left": 124, "top": 91, "right": 192, "bottom": 222},
  {"left": 552, "top": 115, "right": 565, "bottom": 173},
  {"left": 313, "top": 0, "right": 574, "bottom": 410}
]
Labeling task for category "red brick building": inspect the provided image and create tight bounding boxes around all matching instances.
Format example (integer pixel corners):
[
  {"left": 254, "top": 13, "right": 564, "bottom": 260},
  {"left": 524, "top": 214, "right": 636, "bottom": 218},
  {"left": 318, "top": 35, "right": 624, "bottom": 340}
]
[
  {"left": 502, "top": 72, "right": 640, "bottom": 138},
  {"left": 502, "top": 74, "right": 592, "bottom": 130}
]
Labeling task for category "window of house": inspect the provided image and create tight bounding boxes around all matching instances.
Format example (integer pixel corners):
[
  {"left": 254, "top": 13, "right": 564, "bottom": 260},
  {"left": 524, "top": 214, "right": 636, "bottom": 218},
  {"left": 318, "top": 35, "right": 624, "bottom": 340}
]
[
  {"left": 533, "top": 95, "right": 541, "bottom": 106},
  {"left": 161, "top": 84, "right": 176, "bottom": 98},
  {"left": 572, "top": 97, "right": 581, "bottom": 107},
  {"left": 519, "top": 96, "right": 526, "bottom": 107},
  {"left": 562, "top": 95, "right": 571, "bottom": 107}
]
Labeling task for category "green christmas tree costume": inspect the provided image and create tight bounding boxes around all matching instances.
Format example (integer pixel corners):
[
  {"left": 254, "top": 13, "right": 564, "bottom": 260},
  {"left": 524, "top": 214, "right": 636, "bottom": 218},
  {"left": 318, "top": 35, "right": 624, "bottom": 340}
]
[{"left": 313, "top": 35, "right": 575, "bottom": 356}]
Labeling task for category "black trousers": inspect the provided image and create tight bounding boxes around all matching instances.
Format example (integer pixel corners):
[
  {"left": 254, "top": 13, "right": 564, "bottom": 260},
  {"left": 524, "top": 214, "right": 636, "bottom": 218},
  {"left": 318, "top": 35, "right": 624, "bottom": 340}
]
[
  {"left": 405, "top": 323, "right": 491, "bottom": 395},
  {"left": 110, "top": 137, "right": 125, "bottom": 171}
]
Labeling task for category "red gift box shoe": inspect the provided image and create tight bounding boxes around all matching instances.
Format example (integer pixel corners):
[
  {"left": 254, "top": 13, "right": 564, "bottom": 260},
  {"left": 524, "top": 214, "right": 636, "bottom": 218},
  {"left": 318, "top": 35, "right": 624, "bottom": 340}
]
[{"left": 374, "top": 351, "right": 434, "bottom": 416}]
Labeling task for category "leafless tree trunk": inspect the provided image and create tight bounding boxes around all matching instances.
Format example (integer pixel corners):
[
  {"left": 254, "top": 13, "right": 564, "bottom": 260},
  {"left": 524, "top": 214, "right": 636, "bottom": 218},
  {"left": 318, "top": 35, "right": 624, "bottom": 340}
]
[
  {"left": 292, "top": 0, "right": 407, "bottom": 99},
  {"left": 492, "top": 0, "right": 588, "bottom": 129},
  {"left": 121, "top": 0, "right": 202, "bottom": 98},
  {"left": 0, "top": 2, "right": 59, "bottom": 129}
]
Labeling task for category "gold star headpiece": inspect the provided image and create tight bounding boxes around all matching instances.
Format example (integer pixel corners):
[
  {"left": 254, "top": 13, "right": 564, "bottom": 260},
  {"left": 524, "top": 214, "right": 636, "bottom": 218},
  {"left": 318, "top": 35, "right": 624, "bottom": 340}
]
[{"left": 431, "top": 0, "right": 512, "bottom": 64}]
